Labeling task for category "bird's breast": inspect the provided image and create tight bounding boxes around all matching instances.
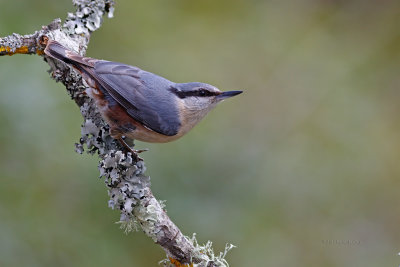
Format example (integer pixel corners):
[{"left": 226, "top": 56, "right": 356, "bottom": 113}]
[{"left": 99, "top": 98, "right": 183, "bottom": 143}]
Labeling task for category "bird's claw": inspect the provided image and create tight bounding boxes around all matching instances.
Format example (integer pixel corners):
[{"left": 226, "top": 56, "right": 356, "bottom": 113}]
[
  {"left": 134, "top": 148, "right": 149, "bottom": 154},
  {"left": 129, "top": 148, "right": 149, "bottom": 161}
]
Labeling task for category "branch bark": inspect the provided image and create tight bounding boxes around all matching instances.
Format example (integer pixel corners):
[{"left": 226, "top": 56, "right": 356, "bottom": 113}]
[{"left": 0, "top": 1, "right": 233, "bottom": 266}]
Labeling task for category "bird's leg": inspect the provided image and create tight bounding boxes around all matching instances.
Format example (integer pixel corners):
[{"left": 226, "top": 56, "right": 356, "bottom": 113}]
[
  {"left": 121, "top": 136, "right": 148, "bottom": 153},
  {"left": 118, "top": 136, "right": 148, "bottom": 161},
  {"left": 110, "top": 127, "right": 148, "bottom": 160}
]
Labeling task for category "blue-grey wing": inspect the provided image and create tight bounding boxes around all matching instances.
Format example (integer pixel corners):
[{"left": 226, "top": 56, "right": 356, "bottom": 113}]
[{"left": 92, "top": 61, "right": 181, "bottom": 136}]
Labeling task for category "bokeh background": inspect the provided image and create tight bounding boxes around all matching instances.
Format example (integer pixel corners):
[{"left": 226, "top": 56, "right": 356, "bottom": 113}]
[{"left": 1, "top": 0, "right": 400, "bottom": 266}]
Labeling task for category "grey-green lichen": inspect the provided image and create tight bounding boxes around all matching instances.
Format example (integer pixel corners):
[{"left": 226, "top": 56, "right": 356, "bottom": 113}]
[
  {"left": 64, "top": 0, "right": 114, "bottom": 35},
  {"left": 160, "top": 234, "right": 236, "bottom": 267},
  {"left": 0, "top": 33, "right": 31, "bottom": 53},
  {"left": 0, "top": 19, "right": 61, "bottom": 56}
]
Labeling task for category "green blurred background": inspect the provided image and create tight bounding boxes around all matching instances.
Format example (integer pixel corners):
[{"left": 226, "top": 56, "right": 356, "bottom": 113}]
[{"left": 1, "top": 0, "right": 400, "bottom": 266}]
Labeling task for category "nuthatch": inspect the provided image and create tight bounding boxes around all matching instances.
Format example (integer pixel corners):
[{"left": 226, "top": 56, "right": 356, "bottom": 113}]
[{"left": 44, "top": 40, "right": 242, "bottom": 155}]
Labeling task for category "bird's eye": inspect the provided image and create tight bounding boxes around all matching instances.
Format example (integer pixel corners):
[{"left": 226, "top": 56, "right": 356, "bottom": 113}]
[{"left": 199, "top": 89, "right": 207, "bottom": 96}]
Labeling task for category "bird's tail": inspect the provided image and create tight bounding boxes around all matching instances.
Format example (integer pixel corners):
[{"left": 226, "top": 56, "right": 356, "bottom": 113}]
[
  {"left": 44, "top": 40, "right": 75, "bottom": 64},
  {"left": 44, "top": 40, "right": 95, "bottom": 68}
]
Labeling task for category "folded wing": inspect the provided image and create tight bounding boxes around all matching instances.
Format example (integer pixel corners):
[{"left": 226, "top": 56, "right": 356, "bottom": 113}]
[{"left": 92, "top": 61, "right": 181, "bottom": 136}]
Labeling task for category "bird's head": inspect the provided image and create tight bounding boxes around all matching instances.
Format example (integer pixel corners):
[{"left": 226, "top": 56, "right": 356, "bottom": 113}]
[
  {"left": 170, "top": 82, "right": 242, "bottom": 130},
  {"left": 171, "top": 82, "right": 242, "bottom": 111}
]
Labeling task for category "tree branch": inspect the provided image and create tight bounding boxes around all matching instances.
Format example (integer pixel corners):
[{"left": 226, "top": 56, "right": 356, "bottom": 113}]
[{"left": 0, "top": 1, "right": 234, "bottom": 266}]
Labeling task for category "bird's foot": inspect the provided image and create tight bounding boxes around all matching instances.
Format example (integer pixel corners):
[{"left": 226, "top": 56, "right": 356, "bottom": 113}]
[{"left": 118, "top": 136, "right": 148, "bottom": 161}]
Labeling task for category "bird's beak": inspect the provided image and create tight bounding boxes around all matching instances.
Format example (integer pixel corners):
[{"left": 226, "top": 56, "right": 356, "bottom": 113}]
[{"left": 217, "top": 90, "right": 243, "bottom": 101}]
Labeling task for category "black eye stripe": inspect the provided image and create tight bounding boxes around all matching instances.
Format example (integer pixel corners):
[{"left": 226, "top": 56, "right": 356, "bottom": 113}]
[{"left": 170, "top": 87, "right": 218, "bottom": 99}]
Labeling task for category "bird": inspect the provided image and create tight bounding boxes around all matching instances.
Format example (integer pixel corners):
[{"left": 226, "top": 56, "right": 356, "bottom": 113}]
[{"left": 43, "top": 39, "right": 242, "bottom": 157}]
